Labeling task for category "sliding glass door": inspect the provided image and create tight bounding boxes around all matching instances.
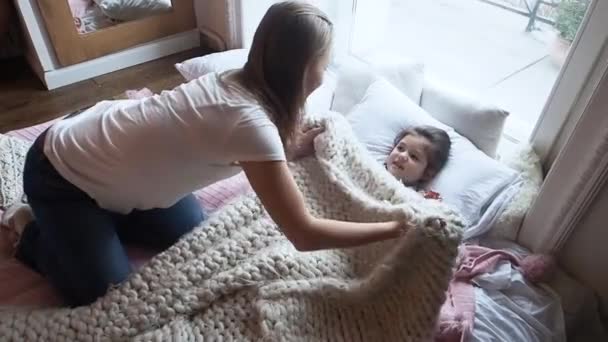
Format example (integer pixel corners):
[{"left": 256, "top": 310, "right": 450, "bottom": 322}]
[{"left": 349, "top": 0, "right": 600, "bottom": 165}]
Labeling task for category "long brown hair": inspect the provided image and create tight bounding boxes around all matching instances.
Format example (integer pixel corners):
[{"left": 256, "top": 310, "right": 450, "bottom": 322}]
[{"left": 240, "top": 1, "right": 333, "bottom": 145}]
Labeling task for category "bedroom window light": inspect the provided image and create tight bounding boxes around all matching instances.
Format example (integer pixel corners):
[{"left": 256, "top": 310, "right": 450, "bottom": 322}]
[
  {"left": 349, "top": 0, "right": 593, "bottom": 162},
  {"left": 239, "top": 0, "right": 354, "bottom": 64}
]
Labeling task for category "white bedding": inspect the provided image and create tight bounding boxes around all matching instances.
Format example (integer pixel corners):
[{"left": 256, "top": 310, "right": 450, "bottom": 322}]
[
  {"left": 473, "top": 266, "right": 566, "bottom": 342},
  {"left": 471, "top": 239, "right": 567, "bottom": 342},
  {"left": 467, "top": 142, "right": 544, "bottom": 242},
  {"left": 463, "top": 176, "right": 524, "bottom": 240}
]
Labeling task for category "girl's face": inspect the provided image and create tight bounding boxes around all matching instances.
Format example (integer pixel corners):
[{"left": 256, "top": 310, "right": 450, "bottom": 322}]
[
  {"left": 303, "top": 50, "right": 330, "bottom": 98},
  {"left": 386, "top": 134, "right": 432, "bottom": 185}
]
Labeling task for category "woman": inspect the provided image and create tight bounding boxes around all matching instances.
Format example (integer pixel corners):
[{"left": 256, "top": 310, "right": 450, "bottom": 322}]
[{"left": 2, "top": 1, "right": 409, "bottom": 307}]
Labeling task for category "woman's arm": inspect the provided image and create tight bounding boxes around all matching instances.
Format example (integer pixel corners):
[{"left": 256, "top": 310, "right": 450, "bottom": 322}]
[{"left": 241, "top": 161, "right": 407, "bottom": 251}]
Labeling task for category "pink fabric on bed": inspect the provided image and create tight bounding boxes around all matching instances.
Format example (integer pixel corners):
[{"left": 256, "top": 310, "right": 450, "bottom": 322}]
[
  {"left": 435, "top": 244, "right": 532, "bottom": 342},
  {"left": 435, "top": 246, "right": 476, "bottom": 342},
  {"left": 436, "top": 281, "right": 475, "bottom": 342},
  {"left": 455, "top": 245, "right": 521, "bottom": 281}
]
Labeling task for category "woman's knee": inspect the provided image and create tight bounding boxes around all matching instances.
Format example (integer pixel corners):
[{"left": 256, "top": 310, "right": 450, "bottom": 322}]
[
  {"left": 41, "top": 238, "right": 132, "bottom": 307},
  {"left": 165, "top": 195, "right": 205, "bottom": 240},
  {"left": 125, "top": 194, "right": 205, "bottom": 248},
  {"left": 181, "top": 194, "right": 206, "bottom": 227},
  {"left": 165, "top": 194, "right": 205, "bottom": 229}
]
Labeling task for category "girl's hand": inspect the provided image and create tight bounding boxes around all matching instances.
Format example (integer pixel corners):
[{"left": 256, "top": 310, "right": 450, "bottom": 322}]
[
  {"left": 419, "top": 189, "right": 442, "bottom": 201},
  {"left": 289, "top": 124, "right": 325, "bottom": 160}
]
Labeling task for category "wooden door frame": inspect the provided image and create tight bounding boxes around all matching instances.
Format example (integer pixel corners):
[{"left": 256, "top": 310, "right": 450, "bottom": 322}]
[{"left": 36, "top": 0, "right": 195, "bottom": 66}]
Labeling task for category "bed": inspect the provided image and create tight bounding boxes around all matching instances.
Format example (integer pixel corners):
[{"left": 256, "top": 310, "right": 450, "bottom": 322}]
[{"left": 0, "top": 51, "right": 568, "bottom": 341}]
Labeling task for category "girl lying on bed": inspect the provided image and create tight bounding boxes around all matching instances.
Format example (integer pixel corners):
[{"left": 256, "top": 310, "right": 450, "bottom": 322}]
[{"left": 384, "top": 125, "right": 451, "bottom": 200}]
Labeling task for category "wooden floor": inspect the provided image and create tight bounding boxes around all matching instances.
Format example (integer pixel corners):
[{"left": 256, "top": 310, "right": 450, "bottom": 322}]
[{"left": 0, "top": 48, "right": 208, "bottom": 133}]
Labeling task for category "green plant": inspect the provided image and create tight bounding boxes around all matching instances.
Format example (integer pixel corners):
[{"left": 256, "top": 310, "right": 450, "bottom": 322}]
[{"left": 554, "top": 0, "right": 589, "bottom": 42}]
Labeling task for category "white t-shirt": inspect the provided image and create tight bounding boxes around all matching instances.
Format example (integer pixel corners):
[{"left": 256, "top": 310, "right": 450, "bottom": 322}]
[{"left": 44, "top": 72, "right": 286, "bottom": 214}]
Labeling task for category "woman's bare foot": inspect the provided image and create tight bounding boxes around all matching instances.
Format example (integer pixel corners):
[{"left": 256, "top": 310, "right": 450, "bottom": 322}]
[{"left": 1, "top": 203, "right": 34, "bottom": 251}]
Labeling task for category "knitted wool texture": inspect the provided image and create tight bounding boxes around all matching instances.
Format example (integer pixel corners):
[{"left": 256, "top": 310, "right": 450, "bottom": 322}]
[
  {"left": 0, "top": 134, "right": 31, "bottom": 208},
  {"left": 0, "top": 113, "right": 464, "bottom": 341}
]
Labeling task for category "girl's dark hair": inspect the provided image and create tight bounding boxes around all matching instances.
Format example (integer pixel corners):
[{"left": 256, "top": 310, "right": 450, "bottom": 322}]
[
  {"left": 240, "top": 1, "right": 333, "bottom": 146},
  {"left": 394, "top": 125, "right": 451, "bottom": 176}
]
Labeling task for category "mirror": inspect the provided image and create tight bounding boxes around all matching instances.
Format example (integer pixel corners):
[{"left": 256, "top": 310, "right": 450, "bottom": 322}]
[{"left": 68, "top": 0, "right": 173, "bottom": 34}]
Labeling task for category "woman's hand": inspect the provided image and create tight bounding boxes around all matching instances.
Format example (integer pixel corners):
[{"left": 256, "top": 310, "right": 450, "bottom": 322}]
[
  {"left": 288, "top": 124, "right": 325, "bottom": 160},
  {"left": 241, "top": 160, "right": 408, "bottom": 251}
]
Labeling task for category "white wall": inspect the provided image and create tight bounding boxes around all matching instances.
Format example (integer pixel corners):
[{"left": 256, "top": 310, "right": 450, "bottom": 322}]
[{"left": 559, "top": 179, "right": 608, "bottom": 318}]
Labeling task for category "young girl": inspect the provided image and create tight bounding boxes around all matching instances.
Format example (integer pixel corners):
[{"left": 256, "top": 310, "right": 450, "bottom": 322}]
[
  {"left": 1, "top": 1, "right": 411, "bottom": 307},
  {"left": 385, "top": 125, "right": 451, "bottom": 198}
]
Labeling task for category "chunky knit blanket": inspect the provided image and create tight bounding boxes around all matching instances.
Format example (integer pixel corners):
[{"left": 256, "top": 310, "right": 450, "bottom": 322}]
[{"left": 0, "top": 113, "right": 464, "bottom": 341}]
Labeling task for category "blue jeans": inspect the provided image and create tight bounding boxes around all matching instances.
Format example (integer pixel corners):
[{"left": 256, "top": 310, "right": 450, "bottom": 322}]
[{"left": 16, "top": 132, "right": 205, "bottom": 307}]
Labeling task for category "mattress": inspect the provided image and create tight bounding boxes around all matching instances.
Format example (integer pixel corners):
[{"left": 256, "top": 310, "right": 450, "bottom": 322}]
[{"left": 469, "top": 239, "right": 567, "bottom": 342}]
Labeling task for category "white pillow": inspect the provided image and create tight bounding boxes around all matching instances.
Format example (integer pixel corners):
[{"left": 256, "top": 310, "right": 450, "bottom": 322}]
[
  {"left": 94, "top": 0, "right": 172, "bottom": 21},
  {"left": 420, "top": 79, "right": 509, "bottom": 158},
  {"left": 332, "top": 56, "right": 425, "bottom": 115},
  {"left": 175, "top": 49, "right": 249, "bottom": 82},
  {"left": 174, "top": 49, "right": 337, "bottom": 115},
  {"left": 347, "top": 78, "right": 518, "bottom": 228}
]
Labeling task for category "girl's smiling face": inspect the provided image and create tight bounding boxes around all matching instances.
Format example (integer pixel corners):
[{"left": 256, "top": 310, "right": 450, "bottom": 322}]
[{"left": 386, "top": 133, "right": 432, "bottom": 185}]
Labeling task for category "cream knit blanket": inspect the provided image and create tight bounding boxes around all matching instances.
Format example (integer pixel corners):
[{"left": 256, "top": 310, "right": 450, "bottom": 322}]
[{"left": 1, "top": 113, "right": 464, "bottom": 341}]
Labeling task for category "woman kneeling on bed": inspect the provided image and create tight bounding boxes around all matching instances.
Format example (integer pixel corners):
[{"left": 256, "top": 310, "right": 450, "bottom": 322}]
[
  {"left": 0, "top": 1, "right": 420, "bottom": 308},
  {"left": 385, "top": 126, "right": 451, "bottom": 200}
]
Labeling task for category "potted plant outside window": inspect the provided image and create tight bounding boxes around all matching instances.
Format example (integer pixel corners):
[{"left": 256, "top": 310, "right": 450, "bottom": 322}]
[{"left": 549, "top": 0, "right": 589, "bottom": 67}]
